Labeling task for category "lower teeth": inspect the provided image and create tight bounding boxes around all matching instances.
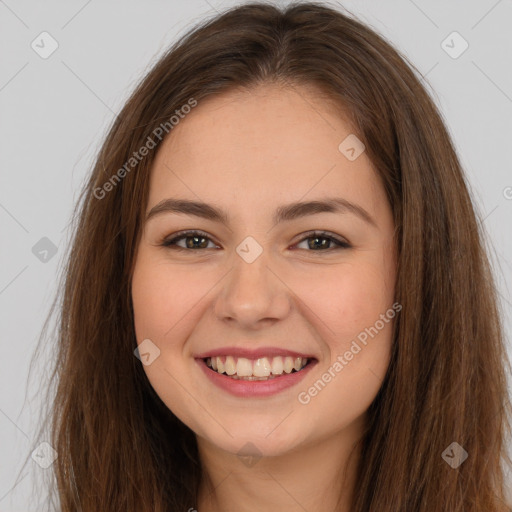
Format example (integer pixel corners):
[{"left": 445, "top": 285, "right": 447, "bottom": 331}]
[
  {"left": 229, "top": 374, "right": 281, "bottom": 381},
  {"left": 213, "top": 369, "right": 301, "bottom": 381}
]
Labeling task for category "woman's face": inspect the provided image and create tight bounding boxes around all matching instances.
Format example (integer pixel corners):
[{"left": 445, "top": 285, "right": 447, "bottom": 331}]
[{"left": 131, "top": 83, "right": 397, "bottom": 458}]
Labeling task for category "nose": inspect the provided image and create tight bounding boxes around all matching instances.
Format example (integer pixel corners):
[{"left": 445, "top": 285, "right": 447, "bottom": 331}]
[{"left": 213, "top": 244, "right": 292, "bottom": 330}]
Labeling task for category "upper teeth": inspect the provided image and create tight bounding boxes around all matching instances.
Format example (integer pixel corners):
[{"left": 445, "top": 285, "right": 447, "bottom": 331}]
[{"left": 206, "top": 356, "right": 308, "bottom": 377}]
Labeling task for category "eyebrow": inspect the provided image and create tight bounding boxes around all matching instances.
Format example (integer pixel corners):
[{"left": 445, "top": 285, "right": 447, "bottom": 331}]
[{"left": 145, "top": 197, "right": 377, "bottom": 227}]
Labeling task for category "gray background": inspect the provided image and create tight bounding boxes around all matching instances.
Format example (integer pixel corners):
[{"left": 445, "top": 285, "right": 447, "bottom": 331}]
[{"left": 1, "top": 0, "right": 511, "bottom": 509}]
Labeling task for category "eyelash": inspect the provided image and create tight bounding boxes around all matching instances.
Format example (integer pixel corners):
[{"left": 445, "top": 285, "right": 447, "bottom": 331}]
[{"left": 160, "top": 229, "right": 351, "bottom": 252}]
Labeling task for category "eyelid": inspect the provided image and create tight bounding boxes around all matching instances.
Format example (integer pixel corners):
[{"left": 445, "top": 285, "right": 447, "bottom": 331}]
[
  {"left": 161, "top": 229, "right": 219, "bottom": 248},
  {"left": 160, "top": 229, "right": 351, "bottom": 251},
  {"left": 291, "top": 229, "right": 351, "bottom": 249}
]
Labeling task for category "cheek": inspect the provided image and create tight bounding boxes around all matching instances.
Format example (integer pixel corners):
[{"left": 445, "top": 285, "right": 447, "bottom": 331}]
[
  {"left": 132, "top": 265, "right": 169, "bottom": 341},
  {"left": 130, "top": 251, "right": 205, "bottom": 426},
  {"left": 300, "top": 260, "right": 395, "bottom": 345},
  {"left": 293, "top": 262, "right": 395, "bottom": 424},
  {"left": 131, "top": 252, "right": 204, "bottom": 343}
]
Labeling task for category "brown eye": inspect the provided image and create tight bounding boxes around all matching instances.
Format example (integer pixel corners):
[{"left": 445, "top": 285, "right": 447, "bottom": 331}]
[
  {"left": 161, "top": 230, "right": 351, "bottom": 252},
  {"left": 293, "top": 231, "right": 351, "bottom": 251},
  {"left": 162, "top": 230, "right": 218, "bottom": 250}
]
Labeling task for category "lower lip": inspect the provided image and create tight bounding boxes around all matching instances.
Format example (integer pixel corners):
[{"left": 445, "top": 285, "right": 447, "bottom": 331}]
[{"left": 196, "top": 358, "right": 317, "bottom": 398}]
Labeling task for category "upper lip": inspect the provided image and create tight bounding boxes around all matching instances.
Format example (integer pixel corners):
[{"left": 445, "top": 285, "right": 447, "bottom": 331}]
[{"left": 195, "top": 346, "right": 317, "bottom": 360}]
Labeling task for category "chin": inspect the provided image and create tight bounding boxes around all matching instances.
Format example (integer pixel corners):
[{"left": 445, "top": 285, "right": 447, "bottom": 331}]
[{"left": 196, "top": 418, "right": 308, "bottom": 460}]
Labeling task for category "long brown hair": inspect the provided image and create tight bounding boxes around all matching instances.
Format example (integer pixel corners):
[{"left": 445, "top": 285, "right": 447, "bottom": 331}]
[{"left": 25, "top": 1, "right": 511, "bottom": 510}]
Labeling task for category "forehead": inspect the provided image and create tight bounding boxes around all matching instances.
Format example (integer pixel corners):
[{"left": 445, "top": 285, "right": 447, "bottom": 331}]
[{"left": 147, "top": 83, "right": 381, "bottom": 213}]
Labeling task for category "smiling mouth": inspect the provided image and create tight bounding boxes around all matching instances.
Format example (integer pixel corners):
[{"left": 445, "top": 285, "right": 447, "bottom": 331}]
[{"left": 203, "top": 355, "right": 314, "bottom": 381}]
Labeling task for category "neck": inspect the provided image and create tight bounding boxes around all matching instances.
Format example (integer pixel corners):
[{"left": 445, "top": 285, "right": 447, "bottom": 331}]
[{"left": 195, "top": 417, "right": 364, "bottom": 512}]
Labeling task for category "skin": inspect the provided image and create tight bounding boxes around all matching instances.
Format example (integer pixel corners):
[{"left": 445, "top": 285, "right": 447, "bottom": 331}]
[{"left": 131, "top": 82, "right": 397, "bottom": 512}]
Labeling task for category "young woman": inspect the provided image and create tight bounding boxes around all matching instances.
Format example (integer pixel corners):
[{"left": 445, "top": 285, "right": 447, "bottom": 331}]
[{"left": 30, "top": 2, "right": 512, "bottom": 510}]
